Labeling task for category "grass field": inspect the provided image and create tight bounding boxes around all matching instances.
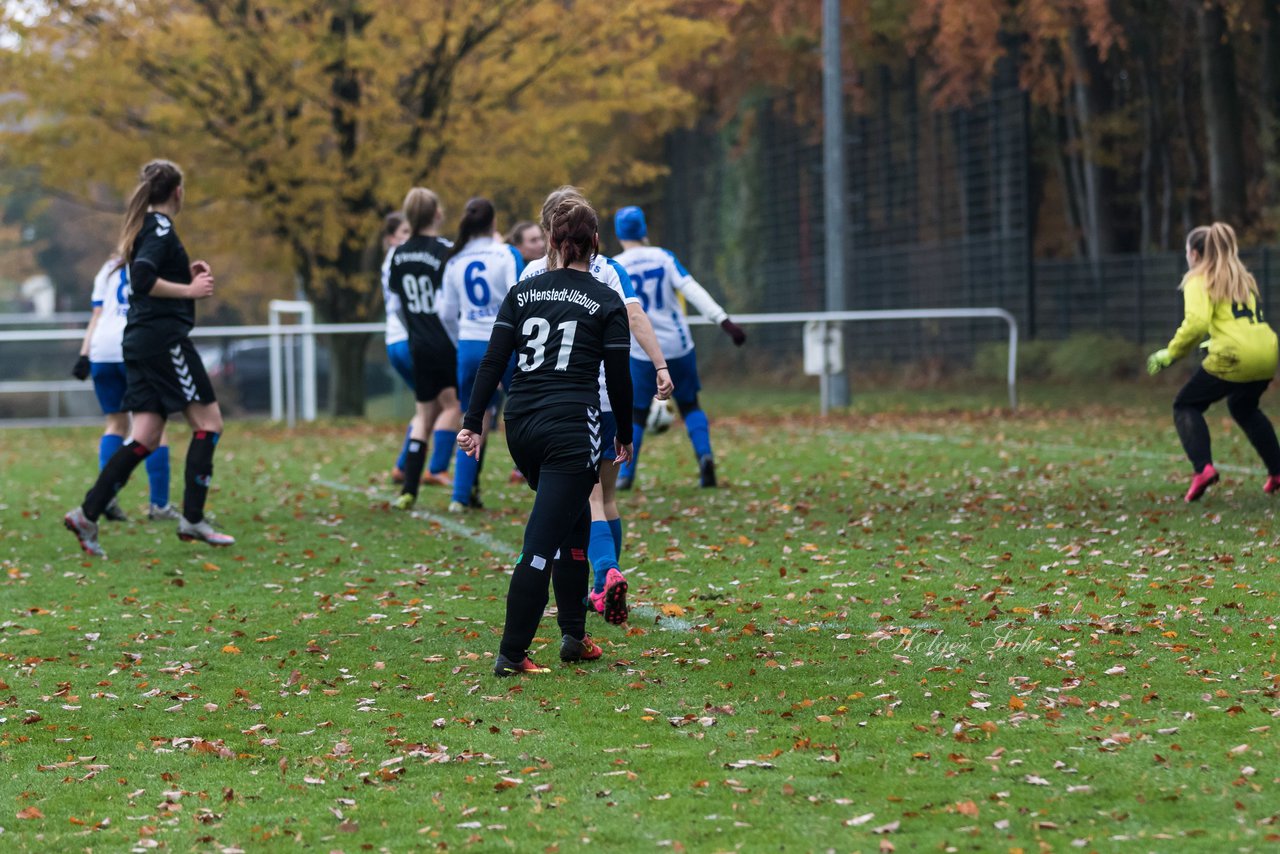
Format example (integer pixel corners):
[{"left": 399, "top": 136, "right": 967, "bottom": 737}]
[{"left": 1, "top": 382, "right": 1278, "bottom": 852}]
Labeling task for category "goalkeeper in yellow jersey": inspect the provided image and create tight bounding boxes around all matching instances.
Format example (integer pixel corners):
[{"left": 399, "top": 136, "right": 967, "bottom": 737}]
[{"left": 1147, "top": 222, "right": 1280, "bottom": 502}]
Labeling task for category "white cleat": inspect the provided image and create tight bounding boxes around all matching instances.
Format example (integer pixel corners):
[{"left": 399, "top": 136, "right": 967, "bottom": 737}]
[
  {"left": 148, "top": 503, "right": 182, "bottom": 521},
  {"left": 64, "top": 507, "right": 106, "bottom": 558},
  {"left": 177, "top": 517, "right": 235, "bottom": 547}
]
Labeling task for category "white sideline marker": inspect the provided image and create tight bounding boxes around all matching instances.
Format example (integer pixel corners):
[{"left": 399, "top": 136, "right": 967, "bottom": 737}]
[{"left": 311, "top": 476, "right": 513, "bottom": 554}]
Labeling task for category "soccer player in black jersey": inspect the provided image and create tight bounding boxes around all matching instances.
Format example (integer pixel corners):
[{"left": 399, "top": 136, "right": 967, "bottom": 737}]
[
  {"left": 64, "top": 160, "right": 234, "bottom": 557},
  {"left": 387, "top": 188, "right": 460, "bottom": 509},
  {"left": 458, "top": 197, "right": 634, "bottom": 677}
]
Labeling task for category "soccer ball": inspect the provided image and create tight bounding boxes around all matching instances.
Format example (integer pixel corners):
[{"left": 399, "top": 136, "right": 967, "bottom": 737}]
[{"left": 645, "top": 396, "right": 675, "bottom": 434}]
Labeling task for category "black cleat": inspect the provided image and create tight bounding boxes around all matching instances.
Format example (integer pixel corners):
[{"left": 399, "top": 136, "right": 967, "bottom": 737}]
[
  {"left": 698, "top": 454, "right": 717, "bottom": 488},
  {"left": 493, "top": 653, "right": 550, "bottom": 678},
  {"left": 102, "top": 498, "right": 128, "bottom": 522}
]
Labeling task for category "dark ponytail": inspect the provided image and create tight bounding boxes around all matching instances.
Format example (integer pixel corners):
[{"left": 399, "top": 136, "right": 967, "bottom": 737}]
[
  {"left": 547, "top": 198, "right": 599, "bottom": 270},
  {"left": 116, "top": 160, "right": 183, "bottom": 264},
  {"left": 448, "top": 197, "right": 496, "bottom": 260}
]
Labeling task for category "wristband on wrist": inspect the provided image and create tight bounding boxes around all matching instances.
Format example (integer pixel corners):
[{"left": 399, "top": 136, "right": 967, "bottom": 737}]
[{"left": 656, "top": 366, "right": 669, "bottom": 372}]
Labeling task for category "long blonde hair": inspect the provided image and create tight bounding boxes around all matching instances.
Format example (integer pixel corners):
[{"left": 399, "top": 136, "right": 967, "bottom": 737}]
[
  {"left": 402, "top": 188, "right": 440, "bottom": 234},
  {"left": 1182, "top": 222, "right": 1258, "bottom": 304},
  {"left": 116, "top": 160, "right": 183, "bottom": 264}
]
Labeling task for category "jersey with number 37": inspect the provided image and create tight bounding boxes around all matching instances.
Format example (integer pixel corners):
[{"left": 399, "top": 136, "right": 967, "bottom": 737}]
[
  {"left": 496, "top": 268, "right": 630, "bottom": 420},
  {"left": 614, "top": 245, "right": 727, "bottom": 361}
]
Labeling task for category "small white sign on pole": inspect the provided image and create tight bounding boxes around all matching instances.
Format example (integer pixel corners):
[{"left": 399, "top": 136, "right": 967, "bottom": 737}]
[{"left": 803, "top": 320, "right": 843, "bottom": 376}]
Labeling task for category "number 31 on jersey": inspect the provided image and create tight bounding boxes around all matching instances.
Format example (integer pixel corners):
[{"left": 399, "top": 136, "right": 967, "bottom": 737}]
[{"left": 519, "top": 317, "right": 578, "bottom": 371}]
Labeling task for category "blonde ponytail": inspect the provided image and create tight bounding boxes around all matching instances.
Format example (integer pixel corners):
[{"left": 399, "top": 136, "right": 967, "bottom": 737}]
[
  {"left": 403, "top": 188, "right": 440, "bottom": 234},
  {"left": 1182, "top": 222, "right": 1258, "bottom": 304}
]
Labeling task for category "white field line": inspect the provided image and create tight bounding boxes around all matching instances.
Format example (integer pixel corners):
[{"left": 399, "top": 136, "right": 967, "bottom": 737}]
[
  {"left": 312, "top": 476, "right": 695, "bottom": 632},
  {"left": 311, "top": 476, "right": 513, "bottom": 554},
  {"left": 314, "top": 469, "right": 1278, "bottom": 639}
]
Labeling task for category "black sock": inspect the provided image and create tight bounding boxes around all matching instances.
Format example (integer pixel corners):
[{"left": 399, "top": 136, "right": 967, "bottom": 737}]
[
  {"left": 183, "top": 431, "right": 219, "bottom": 524},
  {"left": 552, "top": 506, "right": 592, "bottom": 640},
  {"left": 499, "top": 554, "right": 552, "bottom": 661},
  {"left": 1173, "top": 406, "right": 1213, "bottom": 472},
  {"left": 498, "top": 470, "right": 596, "bottom": 659},
  {"left": 1229, "top": 402, "right": 1280, "bottom": 475},
  {"left": 83, "top": 441, "right": 151, "bottom": 521},
  {"left": 553, "top": 553, "right": 590, "bottom": 640},
  {"left": 472, "top": 439, "right": 488, "bottom": 505},
  {"left": 401, "top": 438, "right": 426, "bottom": 498}
]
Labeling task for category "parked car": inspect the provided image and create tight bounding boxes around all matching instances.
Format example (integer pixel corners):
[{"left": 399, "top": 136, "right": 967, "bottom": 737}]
[{"left": 201, "top": 338, "right": 392, "bottom": 414}]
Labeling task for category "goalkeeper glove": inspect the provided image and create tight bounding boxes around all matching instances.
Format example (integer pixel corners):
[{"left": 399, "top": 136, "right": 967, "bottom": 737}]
[
  {"left": 720, "top": 318, "right": 746, "bottom": 346},
  {"left": 1146, "top": 348, "right": 1172, "bottom": 376},
  {"left": 72, "top": 355, "right": 91, "bottom": 381}
]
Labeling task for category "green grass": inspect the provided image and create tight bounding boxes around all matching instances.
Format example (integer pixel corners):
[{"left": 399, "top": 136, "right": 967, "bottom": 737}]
[{"left": 1, "top": 382, "right": 1278, "bottom": 852}]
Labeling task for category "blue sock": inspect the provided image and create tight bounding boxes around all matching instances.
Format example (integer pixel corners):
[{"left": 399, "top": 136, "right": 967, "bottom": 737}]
[
  {"left": 99, "top": 434, "right": 124, "bottom": 471},
  {"left": 620, "top": 423, "right": 645, "bottom": 482},
  {"left": 430, "top": 429, "right": 456, "bottom": 474},
  {"left": 396, "top": 423, "right": 412, "bottom": 472},
  {"left": 608, "top": 517, "right": 622, "bottom": 558},
  {"left": 684, "top": 408, "right": 712, "bottom": 459},
  {"left": 145, "top": 446, "right": 171, "bottom": 506},
  {"left": 588, "top": 520, "right": 618, "bottom": 593},
  {"left": 452, "top": 448, "right": 479, "bottom": 504}
]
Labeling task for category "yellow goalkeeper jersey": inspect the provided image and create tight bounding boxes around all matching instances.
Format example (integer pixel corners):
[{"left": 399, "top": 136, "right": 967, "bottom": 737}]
[{"left": 1166, "top": 273, "right": 1278, "bottom": 382}]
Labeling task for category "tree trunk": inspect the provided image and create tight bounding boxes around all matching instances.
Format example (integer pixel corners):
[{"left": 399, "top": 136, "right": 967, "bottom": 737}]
[
  {"left": 1175, "top": 67, "right": 1201, "bottom": 234},
  {"left": 1197, "top": 0, "right": 1247, "bottom": 224},
  {"left": 1261, "top": 0, "right": 1280, "bottom": 203},
  {"left": 1068, "top": 26, "right": 1116, "bottom": 259},
  {"left": 328, "top": 331, "right": 370, "bottom": 417},
  {"left": 1138, "top": 57, "right": 1155, "bottom": 252},
  {"left": 305, "top": 236, "right": 379, "bottom": 416}
]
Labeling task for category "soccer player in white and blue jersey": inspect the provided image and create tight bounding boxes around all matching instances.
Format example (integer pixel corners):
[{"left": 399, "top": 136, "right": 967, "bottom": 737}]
[
  {"left": 613, "top": 205, "right": 746, "bottom": 490},
  {"left": 439, "top": 197, "right": 524, "bottom": 512},
  {"left": 377, "top": 213, "right": 418, "bottom": 483},
  {"left": 519, "top": 187, "right": 673, "bottom": 625},
  {"left": 72, "top": 256, "right": 178, "bottom": 522}
]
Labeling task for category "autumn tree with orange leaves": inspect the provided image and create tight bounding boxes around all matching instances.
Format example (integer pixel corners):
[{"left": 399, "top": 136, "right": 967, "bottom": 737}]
[{"left": 0, "top": 0, "right": 727, "bottom": 413}]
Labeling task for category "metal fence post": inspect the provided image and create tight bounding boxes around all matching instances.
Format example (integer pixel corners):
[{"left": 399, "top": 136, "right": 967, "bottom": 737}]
[{"left": 1135, "top": 254, "right": 1145, "bottom": 345}]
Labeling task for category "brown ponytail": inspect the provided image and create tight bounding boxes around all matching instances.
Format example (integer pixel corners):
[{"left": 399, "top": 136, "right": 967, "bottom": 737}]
[
  {"left": 547, "top": 197, "right": 599, "bottom": 270},
  {"left": 539, "top": 185, "right": 585, "bottom": 269},
  {"left": 116, "top": 160, "right": 183, "bottom": 263}
]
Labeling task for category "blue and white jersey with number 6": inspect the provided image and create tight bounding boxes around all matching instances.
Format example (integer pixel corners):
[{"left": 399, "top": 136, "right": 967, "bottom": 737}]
[
  {"left": 614, "top": 246, "right": 728, "bottom": 362},
  {"left": 439, "top": 237, "right": 523, "bottom": 344},
  {"left": 88, "top": 257, "right": 130, "bottom": 364}
]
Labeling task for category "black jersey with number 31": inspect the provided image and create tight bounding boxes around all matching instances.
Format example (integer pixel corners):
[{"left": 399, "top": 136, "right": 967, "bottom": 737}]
[
  {"left": 387, "top": 234, "right": 454, "bottom": 360},
  {"left": 498, "top": 268, "right": 630, "bottom": 419}
]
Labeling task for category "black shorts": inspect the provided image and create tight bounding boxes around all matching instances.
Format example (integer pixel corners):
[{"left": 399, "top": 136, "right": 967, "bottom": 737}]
[
  {"left": 121, "top": 338, "right": 216, "bottom": 416},
  {"left": 411, "top": 345, "right": 457, "bottom": 403},
  {"left": 505, "top": 404, "right": 603, "bottom": 490}
]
